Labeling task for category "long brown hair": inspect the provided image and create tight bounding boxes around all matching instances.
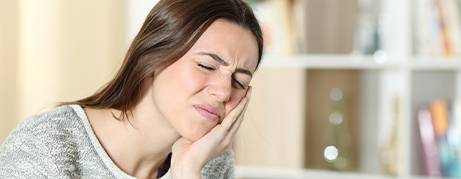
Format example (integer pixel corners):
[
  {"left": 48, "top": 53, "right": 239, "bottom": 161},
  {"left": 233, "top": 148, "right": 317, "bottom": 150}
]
[{"left": 62, "top": 0, "right": 263, "bottom": 121}]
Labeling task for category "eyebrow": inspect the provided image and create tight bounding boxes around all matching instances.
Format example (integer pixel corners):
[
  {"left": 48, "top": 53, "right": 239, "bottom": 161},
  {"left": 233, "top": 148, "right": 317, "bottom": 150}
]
[{"left": 198, "top": 52, "right": 253, "bottom": 77}]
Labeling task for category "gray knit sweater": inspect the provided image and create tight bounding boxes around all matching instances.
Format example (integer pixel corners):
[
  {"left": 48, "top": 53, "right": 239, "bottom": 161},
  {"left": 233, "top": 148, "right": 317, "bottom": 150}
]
[{"left": 0, "top": 105, "right": 234, "bottom": 178}]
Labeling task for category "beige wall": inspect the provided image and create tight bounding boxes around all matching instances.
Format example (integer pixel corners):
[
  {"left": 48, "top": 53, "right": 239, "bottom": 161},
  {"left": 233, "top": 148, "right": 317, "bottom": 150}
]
[
  {"left": 0, "top": 0, "right": 19, "bottom": 144},
  {"left": 0, "top": 0, "right": 126, "bottom": 144},
  {"left": 234, "top": 68, "right": 307, "bottom": 169}
]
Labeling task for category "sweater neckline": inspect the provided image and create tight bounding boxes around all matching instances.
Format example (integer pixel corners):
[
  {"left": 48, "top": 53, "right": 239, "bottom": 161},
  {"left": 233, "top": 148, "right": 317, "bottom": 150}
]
[
  {"left": 69, "top": 105, "right": 142, "bottom": 179},
  {"left": 69, "top": 105, "right": 171, "bottom": 179}
]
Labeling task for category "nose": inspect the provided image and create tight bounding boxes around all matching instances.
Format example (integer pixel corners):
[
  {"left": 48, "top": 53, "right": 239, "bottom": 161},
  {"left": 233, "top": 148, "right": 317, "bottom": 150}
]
[{"left": 208, "top": 75, "right": 232, "bottom": 102}]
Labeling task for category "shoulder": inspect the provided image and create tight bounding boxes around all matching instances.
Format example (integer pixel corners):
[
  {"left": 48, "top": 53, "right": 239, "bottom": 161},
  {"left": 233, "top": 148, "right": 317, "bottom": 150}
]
[
  {"left": 27, "top": 105, "right": 79, "bottom": 127},
  {"left": 11, "top": 105, "right": 81, "bottom": 135},
  {"left": 0, "top": 105, "right": 87, "bottom": 178},
  {"left": 201, "top": 150, "right": 235, "bottom": 179},
  {"left": 3, "top": 105, "right": 85, "bottom": 151},
  {"left": 1, "top": 105, "right": 83, "bottom": 148}
]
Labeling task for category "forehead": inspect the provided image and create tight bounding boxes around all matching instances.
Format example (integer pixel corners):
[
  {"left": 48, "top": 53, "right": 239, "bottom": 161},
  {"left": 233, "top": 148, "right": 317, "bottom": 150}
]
[{"left": 190, "top": 19, "right": 259, "bottom": 72}]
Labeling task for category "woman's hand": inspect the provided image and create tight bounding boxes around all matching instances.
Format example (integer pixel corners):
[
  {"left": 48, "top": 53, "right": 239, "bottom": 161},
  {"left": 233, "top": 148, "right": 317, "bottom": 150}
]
[{"left": 170, "top": 86, "right": 252, "bottom": 179}]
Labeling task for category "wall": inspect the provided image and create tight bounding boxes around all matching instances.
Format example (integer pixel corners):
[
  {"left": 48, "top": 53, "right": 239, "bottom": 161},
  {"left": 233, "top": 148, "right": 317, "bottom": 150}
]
[
  {"left": 234, "top": 68, "right": 307, "bottom": 168},
  {"left": 0, "top": 0, "right": 126, "bottom": 144},
  {"left": 0, "top": 0, "right": 19, "bottom": 144}
]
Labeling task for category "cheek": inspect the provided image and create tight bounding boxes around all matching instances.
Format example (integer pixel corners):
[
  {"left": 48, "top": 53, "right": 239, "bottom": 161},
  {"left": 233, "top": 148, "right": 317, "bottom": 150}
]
[
  {"left": 185, "top": 68, "right": 208, "bottom": 91},
  {"left": 153, "top": 61, "right": 207, "bottom": 109},
  {"left": 172, "top": 63, "right": 207, "bottom": 92}
]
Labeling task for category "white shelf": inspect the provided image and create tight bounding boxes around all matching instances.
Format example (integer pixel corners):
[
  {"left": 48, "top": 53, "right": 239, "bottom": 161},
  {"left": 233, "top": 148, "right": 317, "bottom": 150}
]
[
  {"left": 260, "top": 54, "right": 461, "bottom": 71},
  {"left": 411, "top": 56, "right": 461, "bottom": 70},
  {"left": 235, "top": 166, "right": 436, "bottom": 179},
  {"left": 260, "top": 54, "right": 400, "bottom": 70}
]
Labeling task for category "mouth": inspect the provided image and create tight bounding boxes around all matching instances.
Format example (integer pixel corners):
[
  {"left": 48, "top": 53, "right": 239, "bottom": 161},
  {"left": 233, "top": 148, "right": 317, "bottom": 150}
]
[{"left": 193, "top": 104, "right": 221, "bottom": 122}]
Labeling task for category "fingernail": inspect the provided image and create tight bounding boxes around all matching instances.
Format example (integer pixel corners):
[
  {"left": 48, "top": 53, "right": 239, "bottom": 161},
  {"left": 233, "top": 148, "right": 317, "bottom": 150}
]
[{"left": 247, "top": 87, "right": 252, "bottom": 98}]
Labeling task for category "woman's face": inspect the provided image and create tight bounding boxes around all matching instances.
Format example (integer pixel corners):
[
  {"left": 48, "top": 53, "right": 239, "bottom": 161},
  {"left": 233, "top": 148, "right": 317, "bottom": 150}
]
[{"left": 150, "top": 19, "right": 259, "bottom": 141}]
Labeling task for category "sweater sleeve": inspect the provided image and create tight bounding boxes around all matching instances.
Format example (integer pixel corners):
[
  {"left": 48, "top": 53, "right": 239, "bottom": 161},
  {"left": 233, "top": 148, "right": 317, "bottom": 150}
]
[
  {"left": 201, "top": 150, "right": 235, "bottom": 179},
  {"left": 0, "top": 124, "right": 60, "bottom": 178}
]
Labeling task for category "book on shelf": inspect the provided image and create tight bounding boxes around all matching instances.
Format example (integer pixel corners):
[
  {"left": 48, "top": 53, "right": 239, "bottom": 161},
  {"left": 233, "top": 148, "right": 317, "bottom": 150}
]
[
  {"left": 414, "top": 0, "right": 461, "bottom": 56},
  {"left": 417, "top": 99, "right": 461, "bottom": 177},
  {"left": 448, "top": 99, "right": 461, "bottom": 177},
  {"left": 417, "top": 106, "right": 442, "bottom": 177},
  {"left": 415, "top": 0, "right": 444, "bottom": 56}
]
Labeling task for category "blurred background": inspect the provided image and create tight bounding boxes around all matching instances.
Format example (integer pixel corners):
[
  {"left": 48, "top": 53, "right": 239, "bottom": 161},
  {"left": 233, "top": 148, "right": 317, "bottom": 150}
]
[
  {"left": 1, "top": 0, "right": 461, "bottom": 178},
  {"left": 0, "top": 0, "right": 153, "bottom": 143}
]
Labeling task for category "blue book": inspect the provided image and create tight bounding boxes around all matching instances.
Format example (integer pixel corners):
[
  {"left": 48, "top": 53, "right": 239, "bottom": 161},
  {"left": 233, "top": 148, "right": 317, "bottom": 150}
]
[{"left": 446, "top": 100, "right": 461, "bottom": 177}]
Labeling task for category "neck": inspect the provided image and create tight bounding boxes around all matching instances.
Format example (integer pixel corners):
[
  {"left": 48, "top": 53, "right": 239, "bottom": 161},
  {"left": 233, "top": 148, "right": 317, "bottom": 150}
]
[{"left": 85, "top": 96, "right": 181, "bottom": 178}]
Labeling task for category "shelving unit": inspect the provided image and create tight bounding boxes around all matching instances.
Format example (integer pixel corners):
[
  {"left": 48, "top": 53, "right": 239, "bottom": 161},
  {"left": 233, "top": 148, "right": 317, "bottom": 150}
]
[
  {"left": 235, "top": 54, "right": 460, "bottom": 178},
  {"left": 233, "top": 0, "right": 461, "bottom": 178}
]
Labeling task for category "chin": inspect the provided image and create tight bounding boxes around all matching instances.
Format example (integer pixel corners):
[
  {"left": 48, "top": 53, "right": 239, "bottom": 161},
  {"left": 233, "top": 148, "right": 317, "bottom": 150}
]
[
  {"left": 175, "top": 115, "right": 218, "bottom": 142},
  {"left": 184, "top": 131, "right": 207, "bottom": 142},
  {"left": 180, "top": 126, "right": 213, "bottom": 142}
]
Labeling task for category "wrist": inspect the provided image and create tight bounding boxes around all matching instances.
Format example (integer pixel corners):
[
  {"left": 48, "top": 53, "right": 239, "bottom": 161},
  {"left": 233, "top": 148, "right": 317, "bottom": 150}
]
[{"left": 171, "top": 166, "right": 202, "bottom": 179}]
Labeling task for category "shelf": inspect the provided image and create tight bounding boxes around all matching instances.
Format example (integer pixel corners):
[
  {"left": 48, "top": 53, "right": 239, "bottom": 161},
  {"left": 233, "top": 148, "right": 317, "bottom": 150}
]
[
  {"left": 235, "top": 166, "right": 435, "bottom": 179},
  {"left": 260, "top": 54, "right": 400, "bottom": 70},
  {"left": 260, "top": 54, "right": 461, "bottom": 71},
  {"left": 411, "top": 56, "right": 461, "bottom": 70}
]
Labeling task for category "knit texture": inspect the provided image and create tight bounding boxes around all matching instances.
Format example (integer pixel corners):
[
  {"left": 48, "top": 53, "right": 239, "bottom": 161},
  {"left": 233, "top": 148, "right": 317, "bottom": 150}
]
[{"left": 0, "top": 105, "right": 235, "bottom": 178}]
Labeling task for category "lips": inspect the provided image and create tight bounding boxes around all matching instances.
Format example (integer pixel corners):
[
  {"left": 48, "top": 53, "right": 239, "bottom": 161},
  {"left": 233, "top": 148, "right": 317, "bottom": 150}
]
[{"left": 194, "top": 104, "right": 221, "bottom": 121}]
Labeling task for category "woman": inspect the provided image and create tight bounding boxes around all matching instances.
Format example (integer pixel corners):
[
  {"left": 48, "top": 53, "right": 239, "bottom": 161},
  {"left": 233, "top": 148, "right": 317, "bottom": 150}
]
[{"left": 0, "top": 0, "right": 263, "bottom": 178}]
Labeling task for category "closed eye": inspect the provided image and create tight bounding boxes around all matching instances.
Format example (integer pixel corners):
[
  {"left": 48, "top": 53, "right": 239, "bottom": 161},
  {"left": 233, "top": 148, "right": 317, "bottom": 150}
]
[
  {"left": 232, "top": 78, "right": 245, "bottom": 89},
  {"left": 198, "top": 63, "right": 215, "bottom": 71},
  {"left": 199, "top": 63, "right": 246, "bottom": 89}
]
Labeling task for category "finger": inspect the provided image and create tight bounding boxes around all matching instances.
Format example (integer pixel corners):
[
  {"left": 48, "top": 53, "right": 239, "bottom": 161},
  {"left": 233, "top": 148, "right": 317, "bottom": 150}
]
[
  {"left": 226, "top": 87, "right": 252, "bottom": 138},
  {"left": 220, "top": 86, "right": 252, "bottom": 130},
  {"left": 231, "top": 87, "right": 252, "bottom": 126},
  {"left": 227, "top": 95, "right": 249, "bottom": 136},
  {"left": 229, "top": 86, "right": 252, "bottom": 127}
]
